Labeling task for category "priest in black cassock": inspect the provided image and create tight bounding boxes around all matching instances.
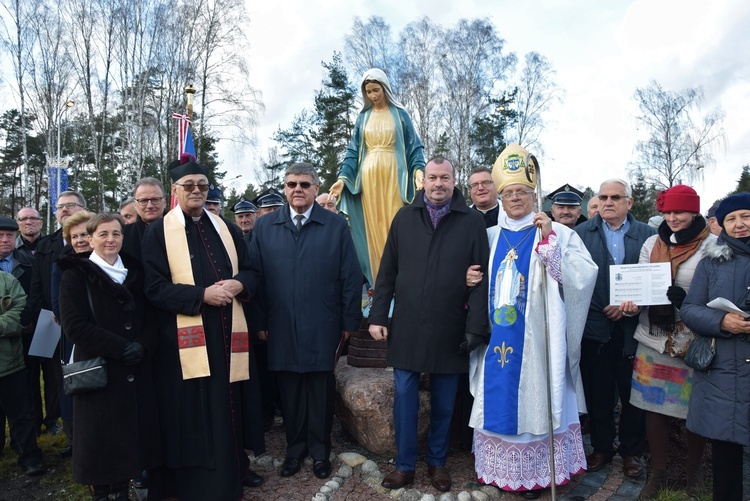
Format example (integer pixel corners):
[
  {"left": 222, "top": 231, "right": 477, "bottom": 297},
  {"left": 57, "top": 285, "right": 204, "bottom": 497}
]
[{"left": 142, "top": 154, "right": 264, "bottom": 500}]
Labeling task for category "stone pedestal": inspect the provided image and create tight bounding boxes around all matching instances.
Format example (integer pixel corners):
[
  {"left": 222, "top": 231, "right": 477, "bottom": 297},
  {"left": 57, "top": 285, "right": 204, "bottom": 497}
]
[{"left": 335, "top": 357, "right": 430, "bottom": 457}]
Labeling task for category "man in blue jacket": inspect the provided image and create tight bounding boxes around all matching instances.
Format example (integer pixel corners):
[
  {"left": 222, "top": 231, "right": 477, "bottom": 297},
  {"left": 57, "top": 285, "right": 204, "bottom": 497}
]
[
  {"left": 248, "top": 162, "right": 362, "bottom": 480},
  {"left": 574, "top": 178, "right": 655, "bottom": 478}
]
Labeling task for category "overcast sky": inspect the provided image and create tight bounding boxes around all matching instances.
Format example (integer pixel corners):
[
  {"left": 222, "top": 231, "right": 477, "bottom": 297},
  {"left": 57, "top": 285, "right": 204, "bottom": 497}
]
[{"left": 225, "top": 0, "right": 750, "bottom": 212}]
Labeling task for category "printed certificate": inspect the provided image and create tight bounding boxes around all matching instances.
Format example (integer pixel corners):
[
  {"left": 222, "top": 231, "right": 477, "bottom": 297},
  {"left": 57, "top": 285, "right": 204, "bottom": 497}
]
[{"left": 609, "top": 262, "right": 671, "bottom": 306}]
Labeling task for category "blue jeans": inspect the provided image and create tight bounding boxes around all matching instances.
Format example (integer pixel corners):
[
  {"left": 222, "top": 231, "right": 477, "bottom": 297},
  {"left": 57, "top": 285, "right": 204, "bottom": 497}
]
[{"left": 393, "top": 369, "right": 459, "bottom": 471}]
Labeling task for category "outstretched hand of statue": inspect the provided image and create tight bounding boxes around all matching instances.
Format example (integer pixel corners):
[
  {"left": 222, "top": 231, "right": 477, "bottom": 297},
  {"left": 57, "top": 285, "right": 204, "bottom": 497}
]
[{"left": 329, "top": 179, "right": 344, "bottom": 205}]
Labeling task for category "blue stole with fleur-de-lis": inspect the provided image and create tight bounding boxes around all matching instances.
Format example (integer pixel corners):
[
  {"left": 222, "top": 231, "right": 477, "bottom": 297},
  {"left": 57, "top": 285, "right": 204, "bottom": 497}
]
[{"left": 483, "top": 226, "right": 534, "bottom": 434}]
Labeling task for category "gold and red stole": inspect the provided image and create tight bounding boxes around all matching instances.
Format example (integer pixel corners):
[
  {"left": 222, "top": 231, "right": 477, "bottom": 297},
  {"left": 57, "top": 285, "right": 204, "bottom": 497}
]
[{"left": 163, "top": 207, "right": 250, "bottom": 382}]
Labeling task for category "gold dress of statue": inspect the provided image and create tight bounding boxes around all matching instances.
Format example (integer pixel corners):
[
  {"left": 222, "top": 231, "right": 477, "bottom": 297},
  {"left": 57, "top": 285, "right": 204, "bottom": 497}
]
[
  {"left": 331, "top": 68, "right": 426, "bottom": 286},
  {"left": 359, "top": 109, "right": 402, "bottom": 283}
]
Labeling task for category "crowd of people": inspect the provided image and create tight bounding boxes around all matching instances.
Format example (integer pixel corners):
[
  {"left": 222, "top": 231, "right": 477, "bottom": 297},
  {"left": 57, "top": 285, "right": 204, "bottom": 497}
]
[{"left": 0, "top": 67, "right": 747, "bottom": 501}]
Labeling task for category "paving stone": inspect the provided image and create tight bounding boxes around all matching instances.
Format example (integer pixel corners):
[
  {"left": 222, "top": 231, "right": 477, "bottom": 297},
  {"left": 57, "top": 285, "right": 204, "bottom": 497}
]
[
  {"left": 615, "top": 478, "right": 643, "bottom": 498},
  {"left": 255, "top": 455, "right": 274, "bottom": 468},
  {"left": 559, "top": 483, "right": 599, "bottom": 499},
  {"left": 325, "top": 479, "right": 341, "bottom": 489},
  {"left": 470, "top": 490, "right": 488, "bottom": 501},
  {"left": 580, "top": 467, "right": 609, "bottom": 487},
  {"left": 362, "top": 460, "right": 381, "bottom": 474},
  {"left": 272, "top": 458, "right": 284, "bottom": 468},
  {"left": 339, "top": 452, "right": 368, "bottom": 467},
  {"left": 312, "top": 494, "right": 328, "bottom": 501},
  {"left": 336, "top": 465, "right": 353, "bottom": 478},
  {"left": 478, "top": 485, "right": 501, "bottom": 499},
  {"left": 438, "top": 493, "right": 457, "bottom": 501},
  {"left": 320, "top": 485, "right": 334, "bottom": 495},
  {"left": 457, "top": 491, "right": 472, "bottom": 501},
  {"left": 390, "top": 487, "right": 406, "bottom": 498},
  {"left": 401, "top": 489, "right": 422, "bottom": 501},
  {"left": 420, "top": 494, "right": 436, "bottom": 501}
]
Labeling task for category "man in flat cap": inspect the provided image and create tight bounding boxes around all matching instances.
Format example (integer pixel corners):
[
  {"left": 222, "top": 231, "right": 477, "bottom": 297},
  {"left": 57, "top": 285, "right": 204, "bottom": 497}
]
[
  {"left": 143, "top": 155, "right": 264, "bottom": 499},
  {"left": 253, "top": 188, "right": 284, "bottom": 218},
  {"left": 706, "top": 202, "right": 721, "bottom": 236},
  {"left": 549, "top": 190, "right": 587, "bottom": 229}
]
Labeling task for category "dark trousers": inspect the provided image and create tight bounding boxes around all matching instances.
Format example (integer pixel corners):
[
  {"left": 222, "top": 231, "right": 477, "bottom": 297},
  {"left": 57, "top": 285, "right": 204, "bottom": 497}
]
[
  {"left": 0, "top": 369, "right": 42, "bottom": 467},
  {"left": 393, "top": 369, "right": 459, "bottom": 471},
  {"left": 712, "top": 440, "right": 744, "bottom": 501},
  {"left": 26, "top": 352, "right": 62, "bottom": 431},
  {"left": 581, "top": 326, "right": 645, "bottom": 457},
  {"left": 274, "top": 370, "right": 335, "bottom": 461}
]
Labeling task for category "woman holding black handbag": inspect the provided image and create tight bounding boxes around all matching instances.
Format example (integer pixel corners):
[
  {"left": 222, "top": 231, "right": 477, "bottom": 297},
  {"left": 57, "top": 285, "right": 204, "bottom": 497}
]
[
  {"left": 59, "top": 213, "right": 162, "bottom": 500},
  {"left": 680, "top": 193, "right": 750, "bottom": 501}
]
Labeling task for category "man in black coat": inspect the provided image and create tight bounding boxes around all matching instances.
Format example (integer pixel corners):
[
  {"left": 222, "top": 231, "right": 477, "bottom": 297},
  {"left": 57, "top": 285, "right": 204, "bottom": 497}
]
[
  {"left": 143, "top": 156, "right": 263, "bottom": 500},
  {"left": 121, "top": 177, "right": 167, "bottom": 262},
  {"left": 369, "top": 157, "right": 489, "bottom": 492},
  {"left": 26, "top": 191, "right": 87, "bottom": 436}
]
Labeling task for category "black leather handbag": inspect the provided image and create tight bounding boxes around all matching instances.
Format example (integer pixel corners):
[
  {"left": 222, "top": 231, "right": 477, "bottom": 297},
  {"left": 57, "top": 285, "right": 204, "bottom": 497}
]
[
  {"left": 61, "top": 282, "right": 108, "bottom": 396},
  {"left": 62, "top": 357, "right": 107, "bottom": 396},
  {"left": 683, "top": 335, "right": 716, "bottom": 372}
]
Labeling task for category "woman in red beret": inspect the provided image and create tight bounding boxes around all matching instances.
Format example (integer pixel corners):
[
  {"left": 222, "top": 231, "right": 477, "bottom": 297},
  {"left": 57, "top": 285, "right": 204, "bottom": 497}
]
[{"left": 619, "top": 185, "right": 714, "bottom": 499}]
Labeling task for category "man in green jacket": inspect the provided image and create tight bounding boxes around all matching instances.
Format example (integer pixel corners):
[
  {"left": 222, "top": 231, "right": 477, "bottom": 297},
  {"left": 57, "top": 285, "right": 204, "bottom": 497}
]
[{"left": 0, "top": 265, "right": 45, "bottom": 476}]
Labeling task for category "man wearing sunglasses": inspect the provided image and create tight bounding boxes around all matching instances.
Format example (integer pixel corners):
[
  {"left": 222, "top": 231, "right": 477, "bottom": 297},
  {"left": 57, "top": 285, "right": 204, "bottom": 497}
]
[
  {"left": 26, "top": 191, "right": 87, "bottom": 438},
  {"left": 574, "top": 179, "right": 655, "bottom": 479},
  {"left": 142, "top": 155, "right": 264, "bottom": 499},
  {"left": 247, "top": 162, "right": 361, "bottom": 481}
]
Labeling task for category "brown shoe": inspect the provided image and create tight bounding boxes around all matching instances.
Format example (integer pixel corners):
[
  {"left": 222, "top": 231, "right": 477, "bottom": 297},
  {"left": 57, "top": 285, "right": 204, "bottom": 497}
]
[
  {"left": 427, "top": 465, "right": 452, "bottom": 492},
  {"left": 623, "top": 455, "right": 644, "bottom": 478},
  {"left": 381, "top": 469, "right": 415, "bottom": 489},
  {"left": 586, "top": 451, "right": 615, "bottom": 472}
]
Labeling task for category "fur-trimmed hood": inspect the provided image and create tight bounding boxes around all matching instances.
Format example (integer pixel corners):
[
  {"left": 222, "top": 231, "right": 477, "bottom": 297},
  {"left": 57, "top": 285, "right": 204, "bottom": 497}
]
[
  {"left": 702, "top": 234, "right": 750, "bottom": 264},
  {"left": 56, "top": 251, "right": 143, "bottom": 309}
]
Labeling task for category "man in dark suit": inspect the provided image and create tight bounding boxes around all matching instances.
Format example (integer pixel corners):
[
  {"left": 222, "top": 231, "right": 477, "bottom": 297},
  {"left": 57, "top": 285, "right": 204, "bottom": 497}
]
[
  {"left": 121, "top": 177, "right": 167, "bottom": 262},
  {"left": 248, "top": 162, "right": 361, "bottom": 480},
  {"left": 27, "top": 191, "right": 87, "bottom": 436}
]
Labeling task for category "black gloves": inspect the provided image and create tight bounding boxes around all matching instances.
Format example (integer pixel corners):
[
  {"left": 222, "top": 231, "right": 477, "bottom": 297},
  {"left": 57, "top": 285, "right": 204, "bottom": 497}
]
[
  {"left": 122, "top": 342, "right": 145, "bottom": 365},
  {"left": 458, "top": 333, "right": 489, "bottom": 354},
  {"left": 667, "top": 285, "right": 687, "bottom": 309}
]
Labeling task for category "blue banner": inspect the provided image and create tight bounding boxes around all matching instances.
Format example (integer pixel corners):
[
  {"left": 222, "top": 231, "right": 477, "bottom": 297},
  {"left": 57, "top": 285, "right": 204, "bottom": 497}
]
[{"left": 48, "top": 166, "right": 69, "bottom": 210}]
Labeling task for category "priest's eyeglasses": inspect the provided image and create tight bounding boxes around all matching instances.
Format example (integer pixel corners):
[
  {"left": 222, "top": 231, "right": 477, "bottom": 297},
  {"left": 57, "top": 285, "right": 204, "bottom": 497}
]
[
  {"left": 499, "top": 190, "right": 533, "bottom": 200},
  {"left": 174, "top": 182, "right": 210, "bottom": 192},
  {"left": 135, "top": 197, "right": 165, "bottom": 206}
]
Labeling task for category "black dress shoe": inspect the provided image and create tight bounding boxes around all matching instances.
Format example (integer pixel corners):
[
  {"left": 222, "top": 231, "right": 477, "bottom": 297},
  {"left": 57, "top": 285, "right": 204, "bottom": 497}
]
[
  {"left": 280, "top": 457, "right": 301, "bottom": 477},
  {"left": 23, "top": 458, "right": 46, "bottom": 476},
  {"left": 57, "top": 445, "right": 73, "bottom": 458},
  {"left": 520, "top": 490, "right": 541, "bottom": 499},
  {"left": 313, "top": 460, "right": 331, "bottom": 479},
  {"left": 242, "top": 469, "right": 264, "bottom": 487}
]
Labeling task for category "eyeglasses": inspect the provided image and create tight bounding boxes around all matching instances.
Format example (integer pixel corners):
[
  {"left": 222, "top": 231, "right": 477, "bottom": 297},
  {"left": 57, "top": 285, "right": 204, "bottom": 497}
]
[
  {"left": 468, "top": 180, "right": 494, "bottom": 191},
  {"left": 17, "top": 217, "right": 42, "bottom": 222},
  {"left": 56, "top": 202, "right": 83, "bottom": 211},
  {"left": 135, "top": 197, "right": 165, "bottom": 207},
  {"left": 499, "top": 190, "right": 533, "bottom": 200},
  {"left": 598, "top": 194, "right": 628, "bottom": 202},
  {"left": 285, "top": 181, "right": 315, "bottom": 189},
  {"left": 174, "top": 182, "right": 210, "bottom": 192}
]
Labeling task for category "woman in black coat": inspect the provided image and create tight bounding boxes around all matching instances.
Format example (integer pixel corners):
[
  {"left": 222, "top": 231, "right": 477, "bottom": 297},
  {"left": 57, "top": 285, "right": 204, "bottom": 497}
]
[{"left": 59, "top": 213, "right": 162, "bottom": 500}]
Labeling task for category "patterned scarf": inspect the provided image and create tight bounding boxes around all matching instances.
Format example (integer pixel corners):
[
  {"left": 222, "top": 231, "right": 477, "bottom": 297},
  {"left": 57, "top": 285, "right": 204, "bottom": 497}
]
[
  {"left": 648, "top": 216, "right": 709, "bottom": 331},
  {"left": 424, "top": 194, "right": 451, "bottom": 228}
]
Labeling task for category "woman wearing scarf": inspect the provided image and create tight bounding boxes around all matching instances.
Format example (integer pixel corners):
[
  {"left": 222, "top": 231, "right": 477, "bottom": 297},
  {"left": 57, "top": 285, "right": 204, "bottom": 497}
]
[
  {"left": 469, "top": 144, "right": 597, "bottom": 499},
  {"left": 620, "top": 185, "right": 713, "bottom": 499},
  {"left": 680, "top": 193, "right": 750, "bottom": 501},
  {"left": 329, "top": 68, "right": 425, "bottom": 286},
  {"left": 58, "top": 213, "right": 161, "bottom": 500}
]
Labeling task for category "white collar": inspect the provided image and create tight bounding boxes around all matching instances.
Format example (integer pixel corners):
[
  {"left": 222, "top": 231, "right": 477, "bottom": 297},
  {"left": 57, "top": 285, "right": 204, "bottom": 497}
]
[{"left": 89, "top": 251, "right": 128, "bottom": 284}]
